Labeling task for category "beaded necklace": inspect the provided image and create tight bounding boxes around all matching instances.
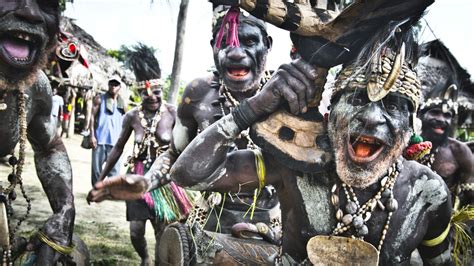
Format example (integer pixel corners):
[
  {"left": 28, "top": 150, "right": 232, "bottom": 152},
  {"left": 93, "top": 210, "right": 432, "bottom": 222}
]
[
  {"left": 213, "top": 70, "right": 272, "bottom": 149},
  {"left": 128, "top": 105, "right": 163, "bottom": 170},
  {"left": 1, "top": 89, "right": 31, "bottom": 264},
  {"left": 331, "top": 161, "right": 400, "bottom": 251}
]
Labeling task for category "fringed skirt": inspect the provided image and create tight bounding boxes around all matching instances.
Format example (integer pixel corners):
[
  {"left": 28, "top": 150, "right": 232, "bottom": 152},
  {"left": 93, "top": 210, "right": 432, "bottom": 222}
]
[{"left": 126, "top": 160, "right": 199, "bottom": 223}]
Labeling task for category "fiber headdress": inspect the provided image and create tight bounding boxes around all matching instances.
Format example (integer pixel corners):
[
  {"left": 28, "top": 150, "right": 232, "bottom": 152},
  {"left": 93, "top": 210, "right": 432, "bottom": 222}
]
[
  {"left": 212, "top": 4, "right": 268, "bottom": 49},
  {"left": 248, "top": 0, "right": 432, "bottom": 173},
  {"left": 124, "top": 43, "right": 163, "bottom": 91}
]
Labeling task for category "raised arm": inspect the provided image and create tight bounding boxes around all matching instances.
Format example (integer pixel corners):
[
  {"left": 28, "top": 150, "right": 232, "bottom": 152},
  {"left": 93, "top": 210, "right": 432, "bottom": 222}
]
[{"left": 171, "top": 59, "right": 319, "bottom": 192}]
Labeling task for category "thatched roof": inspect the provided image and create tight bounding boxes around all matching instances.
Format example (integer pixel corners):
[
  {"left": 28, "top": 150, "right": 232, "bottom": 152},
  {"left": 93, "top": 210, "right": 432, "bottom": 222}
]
[{"left": 59, "top": 17, "right": 134, "bottom": 93}]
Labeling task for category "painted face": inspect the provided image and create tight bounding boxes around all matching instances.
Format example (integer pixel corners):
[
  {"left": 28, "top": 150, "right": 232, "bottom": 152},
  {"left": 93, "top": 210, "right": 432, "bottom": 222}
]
[
  {"left": 107, "top": 80, "right": 121, "bottom": 96},
  {"left": 420, "top": 107, "right": 453, "bottom": 144},
  {"left": 328, "top": 89, "right": 412, "bottom": 188},
  {"left": 0, "top": 0, "right": 59, "bottom": 85},
  {"left": 212, "top": 20, "right": 270, "bottom": 93},
  {"left": 140, "top": 86, "right": 162, "bottom": 112}
]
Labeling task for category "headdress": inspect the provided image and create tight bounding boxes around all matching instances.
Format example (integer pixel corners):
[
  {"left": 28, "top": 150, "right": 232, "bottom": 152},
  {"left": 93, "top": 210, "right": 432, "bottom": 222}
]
[
  {"left": 124, "top": 43, "right": 163, "bottom": 92},
  {"left": 417, "top": 40, "right": 471, "bottom": 115},
  {"left": 333, "top": 35, "right": 421, "bottom": 112},
  {"left": 250, "top": 0, "right": 432, "bottom": 173},
  {"left": 211, "top": 4, "right": 267, "bottom": 49}
]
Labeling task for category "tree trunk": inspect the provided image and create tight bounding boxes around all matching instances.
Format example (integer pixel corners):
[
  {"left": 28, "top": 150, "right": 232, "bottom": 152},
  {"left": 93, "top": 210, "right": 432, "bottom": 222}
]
[{"left": 168, "top": 0, "right": 189, "bottom": 104}]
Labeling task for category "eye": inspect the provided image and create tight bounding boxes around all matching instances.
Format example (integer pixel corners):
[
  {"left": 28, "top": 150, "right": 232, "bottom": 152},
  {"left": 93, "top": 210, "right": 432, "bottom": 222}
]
[
  {"left": 384, "top": 102, "right": 398, "bottom": 112},
  {"left": 244, "top": 38, "right": 256, "bottom": 46},
  {"left": 347, "top": 91, "right": 366, "bottom": 106},
  {"left": 443, "top": 112, "right": 453, "bottom": 119}
]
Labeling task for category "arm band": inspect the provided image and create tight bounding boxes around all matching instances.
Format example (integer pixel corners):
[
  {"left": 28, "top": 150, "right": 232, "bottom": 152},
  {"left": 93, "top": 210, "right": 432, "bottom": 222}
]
[
  {"left": 421, "top": 223, "right": 451, "bottom": 247},
  {"left": 231, "top": 99, "right": 259, "bottom": 131}
]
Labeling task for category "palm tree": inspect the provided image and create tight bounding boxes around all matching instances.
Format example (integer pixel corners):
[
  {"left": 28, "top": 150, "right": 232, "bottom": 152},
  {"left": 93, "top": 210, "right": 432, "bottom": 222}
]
[{"left": 168, "top": 0, "right": 189, "bottom": 104}]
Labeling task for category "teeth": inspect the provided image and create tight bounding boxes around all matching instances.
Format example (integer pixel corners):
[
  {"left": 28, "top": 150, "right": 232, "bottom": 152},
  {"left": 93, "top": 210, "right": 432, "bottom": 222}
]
[
  {"left": 13, "top": 32, "right": 32, "bottom": 42},
  {"left": 13, "top": 57, "right": 29, "bottom": 62}
]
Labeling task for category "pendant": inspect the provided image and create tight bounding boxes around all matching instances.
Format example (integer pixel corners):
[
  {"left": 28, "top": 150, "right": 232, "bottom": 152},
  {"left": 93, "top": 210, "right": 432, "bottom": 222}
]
[{"left": 0, "top": 200, "right": 10, "bottom": 248}]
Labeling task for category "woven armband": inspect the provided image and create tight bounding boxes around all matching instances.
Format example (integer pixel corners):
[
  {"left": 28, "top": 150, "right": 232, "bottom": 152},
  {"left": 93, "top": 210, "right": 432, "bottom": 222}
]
[{"left": 232, "top": 99, "right": 258, "bottom": 131}]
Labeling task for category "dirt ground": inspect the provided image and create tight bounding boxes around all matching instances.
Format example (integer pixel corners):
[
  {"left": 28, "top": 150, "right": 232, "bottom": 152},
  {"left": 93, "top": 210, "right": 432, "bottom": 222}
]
[{"left": 0, "top": 134, "right": 156, "bottom": 265}]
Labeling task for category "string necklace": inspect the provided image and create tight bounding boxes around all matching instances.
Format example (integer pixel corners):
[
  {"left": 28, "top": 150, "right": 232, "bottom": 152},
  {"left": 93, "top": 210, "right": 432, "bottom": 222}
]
[
  {"left": 128, "top": 105, "right": 163, "bottom": 170},
  {"left": 212, "top": 70, "right": 272, "bottom": 150},
  {"left": 1, "top": 89, "right": 31, "bottom": 264},
  {"left": 331, "top": 161, "right": 400, "bottom": 251}
]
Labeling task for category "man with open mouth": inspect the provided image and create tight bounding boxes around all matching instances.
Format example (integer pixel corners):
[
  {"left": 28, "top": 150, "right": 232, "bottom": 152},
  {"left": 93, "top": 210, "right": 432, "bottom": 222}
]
[
  {"left": 0, "top": 0, "right": 75, "bottom": 265},
  {"left": 416, "top": 40, "right": 474, "bottom": 208},
  {"left": 166, "top": 21, "right": 453, "bottom": 264},
  {"left": 87, "top": 4, "right": 281, "bottom": 257}
]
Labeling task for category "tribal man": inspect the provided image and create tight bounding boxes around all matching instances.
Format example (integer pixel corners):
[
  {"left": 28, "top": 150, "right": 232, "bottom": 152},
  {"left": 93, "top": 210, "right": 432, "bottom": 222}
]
[
  {"left": 0, "top": 0, "right": 74, "bottom": 264},
  {"left": 88, "top": 6, "right": 280, "bottom": 236},
  {"left": 415, "top": 40, "right": 474, "bottom": 208},
  {"left": 169, "top": 29, "right": 453, "bottom": 264}
]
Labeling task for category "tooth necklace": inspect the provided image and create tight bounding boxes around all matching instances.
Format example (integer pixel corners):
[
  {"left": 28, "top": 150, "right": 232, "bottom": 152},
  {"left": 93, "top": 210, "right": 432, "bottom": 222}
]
[{"left": 331, "top": 161, "right": 400, "bottom": 251}]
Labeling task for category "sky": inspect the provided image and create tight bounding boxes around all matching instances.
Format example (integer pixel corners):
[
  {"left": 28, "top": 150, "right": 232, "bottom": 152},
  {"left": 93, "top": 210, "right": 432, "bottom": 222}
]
[{"left": 64, "top": 0, "right": 474, "bottom": 84}]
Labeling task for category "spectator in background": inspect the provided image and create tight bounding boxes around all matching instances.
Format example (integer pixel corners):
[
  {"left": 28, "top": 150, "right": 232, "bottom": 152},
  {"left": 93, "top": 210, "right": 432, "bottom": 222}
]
[
  {"left": 89, "top": 75, "right": 127, "bottom": 186},
  {"left": 51, "top": 87, "right": 64, "bottom": 136}
]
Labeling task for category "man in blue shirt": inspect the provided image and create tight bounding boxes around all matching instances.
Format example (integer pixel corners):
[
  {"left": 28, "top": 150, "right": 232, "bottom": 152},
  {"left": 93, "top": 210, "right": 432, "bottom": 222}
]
[{"left": 89, "top": 75, "right": 126, "bottom": 186}]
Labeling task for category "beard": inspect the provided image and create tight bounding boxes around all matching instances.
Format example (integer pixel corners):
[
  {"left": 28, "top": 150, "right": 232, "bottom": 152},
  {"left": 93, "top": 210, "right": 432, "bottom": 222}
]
[
  {"left": 421, "top": 120, "right": 450, "bottom": 146},
  {"left": 328, "top": 108, "right": 411, "bottom": 188},
  {"left": 0, "top": 50, "right": 51, "bottom": 91}
]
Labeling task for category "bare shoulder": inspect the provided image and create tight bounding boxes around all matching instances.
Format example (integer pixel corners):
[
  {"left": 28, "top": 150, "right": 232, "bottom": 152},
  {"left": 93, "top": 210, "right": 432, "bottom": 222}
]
[
  {"left": 181, "top": 76, "right": 214, "bottom": 100},
  {"left": 448, "top": 137, "right": 472, "bottom": 157},
  {"left": 163, "top": 103, "right": 177, "bottom": 114},
  {"left": 124, "top": 107, "right": 138, "bottom": 121},
  {"left": 93, "top": 93, "right": 103, "bottom": 106},
  {"left": 400, "top": 159, "right": 450, "bottom": 209},
  {"left": 29, "top": 71, "right": 51, "bottom": 95}
]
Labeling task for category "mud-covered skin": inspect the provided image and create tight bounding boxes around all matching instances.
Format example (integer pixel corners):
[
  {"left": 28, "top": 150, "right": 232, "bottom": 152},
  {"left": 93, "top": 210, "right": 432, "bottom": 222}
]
[
  {"left": 86, "top": 18, "right": 273, "bottom": 202},
  {"left": 0, "top": 1, "right": 74, "bottom": 264},
  {"left": 0, "top": 72, "right": 74, "bottom": 264},
  {"left": 171, "top": 59, "right": 452, "bottom": 264},
  {"left": 328, "top": 89, "right": 412, "bottom": 188},
  {"left": 212, "top": 16, "right": 271, "bottom": 94},
  {"left": 0, "top": 0, "right": 59, "bottom": 87},
  {"left": 421, "top": 107, "right": 474, "bottom": 204}
]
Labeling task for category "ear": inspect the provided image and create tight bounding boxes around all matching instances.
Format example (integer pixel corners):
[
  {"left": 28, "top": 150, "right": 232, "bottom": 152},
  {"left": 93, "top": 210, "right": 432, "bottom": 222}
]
[{"left": 265, "top": 35, "right": 273, "bottom": 51}]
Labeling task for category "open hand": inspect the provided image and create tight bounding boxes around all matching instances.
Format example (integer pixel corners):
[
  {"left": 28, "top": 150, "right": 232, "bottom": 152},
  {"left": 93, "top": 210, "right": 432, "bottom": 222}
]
[{"left": 87, "top": 175, "right": 149, "bottom": 203}]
